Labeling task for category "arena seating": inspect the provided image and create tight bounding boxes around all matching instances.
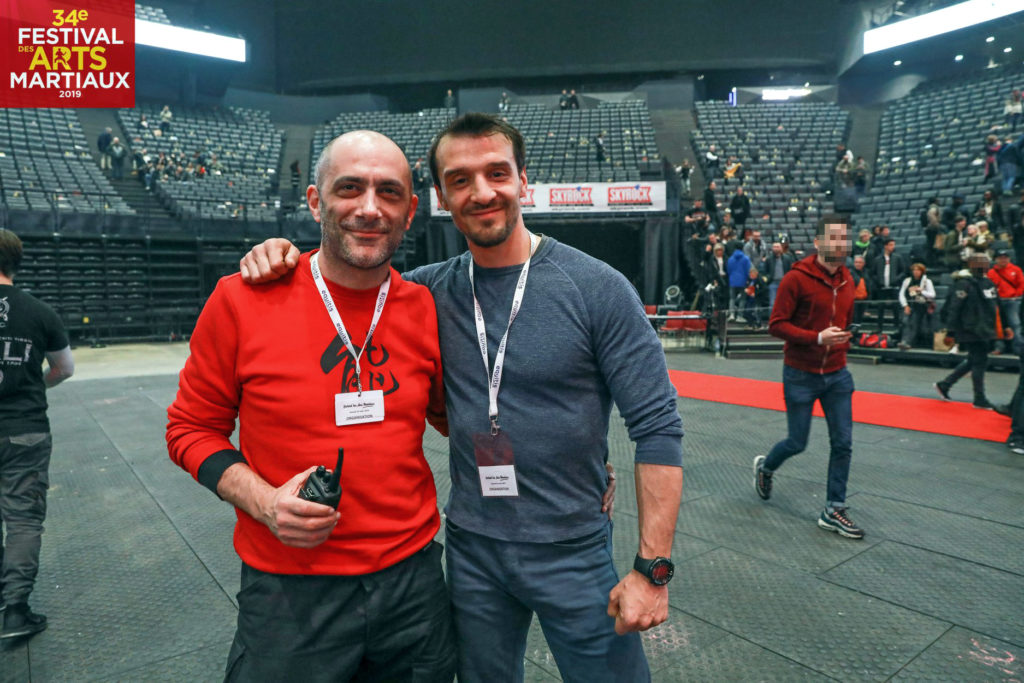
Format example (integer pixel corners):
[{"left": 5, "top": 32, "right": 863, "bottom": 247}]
[
  {"left": 857, "top": 64, "right": 1024, "bottom": 247},
  {"left": 312, "top": 107, "right": 455, "bottom": 174},
  {"left": 135, "top": 3, "right": 171, "bottom": 24},
  {"left": 311, "top": 100, "right": 661, "bottom": 186},
  {"left": 692, "top": 102, "right": 851, "bottom": 253},
  {"left": 505, "top": 100, "right": 661, "bottom": 183},
  {"left": 0, "top": 108, "right": 135, "bottom": 226},
  {"left": 117, "top": 104, "right": 284, "bottom": 223}
]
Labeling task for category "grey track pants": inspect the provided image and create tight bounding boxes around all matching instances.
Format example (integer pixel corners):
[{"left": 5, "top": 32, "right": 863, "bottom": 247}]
[{"left": 0, "top": 432, "right": 52, "bottom": 605}]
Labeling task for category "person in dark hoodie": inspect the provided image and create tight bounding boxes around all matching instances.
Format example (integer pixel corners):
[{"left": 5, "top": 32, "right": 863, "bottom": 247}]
[
  {"left": 934, "top": 253, "right": 1000, "bottom": 409},
  {"left": 753, "top": 214, "right": 864, "bottom": 539}
]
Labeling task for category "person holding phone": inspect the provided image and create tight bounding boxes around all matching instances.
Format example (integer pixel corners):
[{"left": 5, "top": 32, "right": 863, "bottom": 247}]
[{"left": 754, "top": 215, "right": 864, "bottom": 539}]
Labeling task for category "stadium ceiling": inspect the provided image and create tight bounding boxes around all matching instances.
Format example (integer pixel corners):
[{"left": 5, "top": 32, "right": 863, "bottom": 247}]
[{"left": 847, "top": 3, "right": 1024, "bottom": 79}]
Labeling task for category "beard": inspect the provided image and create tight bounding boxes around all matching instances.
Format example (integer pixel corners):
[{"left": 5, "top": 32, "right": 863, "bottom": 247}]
[
  {"left": 458, "top": 197, "right": 521, "bottom": 248},
  {"left": 320, "top": 213, "right": 405, "bottom": 271}
]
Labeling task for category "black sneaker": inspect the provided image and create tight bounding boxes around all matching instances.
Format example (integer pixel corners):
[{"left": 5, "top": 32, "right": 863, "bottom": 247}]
[
  {"left": 817, "top": 507, "right": 865, "bottom": 539},
  {"left": 973, "top": 399, "right": 995, "bottom": 410},
  {"left": 1, "top": 603, "right": 47, "bottom": 639},
  {"left": 995, "top": 404, "right": 1012, "bottom": 417},
  {"left": 934, "top": 382, "right": 951, "bottom": 401},
  {"left": 753, "top": 455, "right": 772, "bottom": 500}
]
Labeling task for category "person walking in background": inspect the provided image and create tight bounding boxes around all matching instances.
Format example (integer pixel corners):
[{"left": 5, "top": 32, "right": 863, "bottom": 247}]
[
  {"left": 754, "top": 215, "right": 863, "bottom": 539},
  {"left": 935, "top": 253, "right": 1000, "bottom": 409},
  {"left": 0, "top": 229, "right": 75, "bottom": 640}
]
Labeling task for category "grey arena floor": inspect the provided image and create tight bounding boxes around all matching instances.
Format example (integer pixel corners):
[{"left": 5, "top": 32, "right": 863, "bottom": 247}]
[{"left": 1, "top": 343, "right": 1022, "bottom": 682}]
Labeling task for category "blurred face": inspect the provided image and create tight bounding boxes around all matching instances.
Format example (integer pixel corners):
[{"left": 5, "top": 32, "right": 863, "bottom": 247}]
[
  {"left": 815, "top": 221, "right": 849, "bottom": 267},
  {"left": 753, "top": 231, "right": 761, "bottom": 241},
  {"left": 912, "top": 265, "right": 923, "bottom": 278},
  {"left": 884, "top": 241, "right": 896, "bottom": 255},
  {"left": 859, "top": 230, "right": 870, "bottom": 242},
  {"left": 435, "top": 133, "right": 527, "bottom": 248},
  {"left": 772, "top": 243, "right": 782, "bottom": 256},
  {"left": 853, "top": 256, "right": 865, "bottom": 270},
  {"left": 307, "top": 133, "right": 417, "bottom": 272},
  {"left": 997, "top": 255, "right": 1010, "bottom": 268}
]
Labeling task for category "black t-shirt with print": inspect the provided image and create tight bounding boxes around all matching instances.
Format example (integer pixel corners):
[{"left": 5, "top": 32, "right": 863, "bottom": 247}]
[{"left": 0, "top": 284, "right": 68, "bottom": 436}]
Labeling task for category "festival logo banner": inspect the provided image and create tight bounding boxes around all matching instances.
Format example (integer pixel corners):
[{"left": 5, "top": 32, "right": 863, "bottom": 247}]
[{"left": 1, "top": 0, "right": 134, "bottom": 108}]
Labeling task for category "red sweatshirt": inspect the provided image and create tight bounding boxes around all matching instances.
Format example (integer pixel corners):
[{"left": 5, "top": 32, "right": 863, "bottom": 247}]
[
  {"left": 769, "top": 254, "right": 854, "bottom": 374},
  {"left": 167, "top": 251, "right": 446, "bottom": 576},
  {"left": 988, "top": 263, "right": 1024, "bottom": 299}
]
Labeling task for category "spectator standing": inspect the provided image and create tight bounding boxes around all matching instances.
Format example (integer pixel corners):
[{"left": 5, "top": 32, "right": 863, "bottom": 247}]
[
  {"left": 567, "top": 89, "right": 580, "bottom": 109},
  {"left": 106, "top": 137, "right": 127, "bottom": 180},
  {"left": 984, "top": 134, "right": 1000, "bottom": 182},
  {"left": 730, "top": 185, "right": 751, "bottom": 226},
  {"left": 498, "top": 91, "right": 510, "bottom": 113},
  {"left": 850, "top": 254, "right": 871, "bottom": 325},
  {"left": 0, "top": 229, "right": 75, "bottom": 640},
  {"left": 1007, "top": 190, "right": 1024, "bottom": 265},
  {"left": 1005, "top": 90, "right": 1022, "bottom": 131},
  {"left": 97, "top": 127, "right": 112, "bottom": 171},
  {"left": 443, "top": 89, "right": 456, "bottom": 109},
  {"left": 704, "top": 181, "right": 721, "bottom": 228},
  {"left": 897, "top": 263, "right": 936, "bottom": 349},
  {"left": 558, "top": 89, "right": 570, "bottom": 110},
  {"left": 727, "top": 247, "right": 752, "bottom": 321},
  {"left": 853, "top": 156, "right": 869, "bottom": 197},
  {"left": 676, "top": 159, "right": 693, "bottom": 196},
  {"left": 935, "top": 253, "right": 999, "bottom": 409},
  {"left": 159, "top": 105, "right": 173, "bottom": 134},
  {"left": 743, "top": 229, "right": 768, "bottom": 268},
  {"left": 594, "top": 132, "right": 607, "bottom": 163},
  {"left": 762, "top": 242, "right": 794, "bottom": 311},
  {"left": 705, "top": 144, "right": 720, "bottom": 178},
  {"left": 997, "top": 139, "right": 1021, "bottom": 195},
  {"left": 988, "top": 248, "right": 1024, "bottom": 353}
]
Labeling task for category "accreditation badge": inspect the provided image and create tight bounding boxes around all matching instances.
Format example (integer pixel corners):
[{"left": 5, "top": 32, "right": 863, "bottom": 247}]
[
  {"left": 473, "top": 431, "right": 518, "bottom": 497},
  {"left": 334, "top": 390, "right": 384, "bottom": 426}
]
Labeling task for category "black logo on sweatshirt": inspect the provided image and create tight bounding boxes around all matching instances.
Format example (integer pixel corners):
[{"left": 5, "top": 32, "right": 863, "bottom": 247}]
[{"left": 320, "top": 336, "right": 399, "bottom": 395}]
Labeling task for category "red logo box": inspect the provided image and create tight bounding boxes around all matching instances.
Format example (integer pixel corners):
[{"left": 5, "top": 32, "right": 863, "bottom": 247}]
[{"left": 1, "top": 0, "right": 134, "bottom": 108}]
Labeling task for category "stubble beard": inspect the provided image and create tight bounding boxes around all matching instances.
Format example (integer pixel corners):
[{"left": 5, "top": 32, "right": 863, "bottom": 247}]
[
  {"left": 321, "top": 213, "right": 404, "bottom": 271},
  {"left": 459, "top": 199, "right": 521, "bottom": 249}
]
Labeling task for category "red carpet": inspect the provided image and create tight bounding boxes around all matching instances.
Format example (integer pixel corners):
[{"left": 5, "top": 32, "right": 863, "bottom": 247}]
[{"left": 668, "top": 370, "right": 1009, "bottom": 443}]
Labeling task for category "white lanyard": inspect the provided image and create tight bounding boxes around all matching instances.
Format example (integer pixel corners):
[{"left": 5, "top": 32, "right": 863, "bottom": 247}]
[
  {"left": 310, "top": 252, "right": 390, "bottom": 395},
  {"left": 469, "top": 234, "right": 539, "bottom": 435}
]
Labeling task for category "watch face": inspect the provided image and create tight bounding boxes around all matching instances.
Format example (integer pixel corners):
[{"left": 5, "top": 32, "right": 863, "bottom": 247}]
[{"left": 650, "top": 560, "right": 674, "bottom": 585}]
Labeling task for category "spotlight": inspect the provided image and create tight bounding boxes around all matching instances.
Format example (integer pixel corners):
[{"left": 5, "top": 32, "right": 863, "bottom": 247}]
[
  {"left": 1005, "top": 47, "right": 1013, "bottom": 53},
  {"left": 894, "top": 60, "right": 903, "bottom": 66},
  {"left": 986, "top": 36, "right": 995, "bottom": 42},
  {"left": 955, "top": 54, "right": 964, "bottom": 61}
]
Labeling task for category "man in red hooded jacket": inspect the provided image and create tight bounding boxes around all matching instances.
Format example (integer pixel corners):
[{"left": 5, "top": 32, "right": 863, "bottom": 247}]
[{"left": 753, "top": 214, "right": 864, "bottom": 539}]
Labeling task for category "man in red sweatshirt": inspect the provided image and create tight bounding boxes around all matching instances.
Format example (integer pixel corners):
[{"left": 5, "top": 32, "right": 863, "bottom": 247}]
[
  {"left": 753, "top": 214, "right": 864, "bottom": 539},
  {"left": 166, "top": 132, "right": 456, "bottom": 680},
  {"left": 988, "top": 248, "right": 1024, "bottom": 354}
]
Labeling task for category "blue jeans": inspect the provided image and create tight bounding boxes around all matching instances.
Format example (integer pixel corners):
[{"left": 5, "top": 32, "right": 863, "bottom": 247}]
[
  {"left": 764, "top": 365, "right": 854, "bottom": 507},
  {"left": 445, "top": 519, "right": 649, "bottom": 683},
  {"left": 999, "top": 298, "right": 1021, "bottom": 353},
  {"left": 769, "top": 283, "right": 780, "bottom": 312}
]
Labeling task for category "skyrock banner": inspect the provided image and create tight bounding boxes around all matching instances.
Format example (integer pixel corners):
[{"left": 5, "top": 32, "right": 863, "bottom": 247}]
[{"left": 430, "top": 181, "right": 667, "bottom": 216}]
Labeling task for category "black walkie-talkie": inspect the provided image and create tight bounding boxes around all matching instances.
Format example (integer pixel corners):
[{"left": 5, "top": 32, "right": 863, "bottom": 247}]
[{"left": 298, "top": 448, "right": 344, "bottom": 509}]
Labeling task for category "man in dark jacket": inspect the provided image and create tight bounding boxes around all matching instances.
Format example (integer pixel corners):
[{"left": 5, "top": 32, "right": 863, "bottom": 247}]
[
  {"left": 97, "top": 127, "right": 112, "bottom": 170},
  {"left": 868, "top": 238, "right": 909, "bottom": 332},
  {"left": 754, "top": 214, "right": 863, "bottom": 539},
  {"left": 729, "top": 186, "right": 751, "bottom": 226},
  {"left": 935, "top": 253, "right": 1000, "bottom": 409}
]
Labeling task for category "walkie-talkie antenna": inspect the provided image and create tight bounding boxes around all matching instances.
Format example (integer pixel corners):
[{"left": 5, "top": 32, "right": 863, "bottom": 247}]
[{"left": 328, "top": 448, "right": 344, "bottom": 491}]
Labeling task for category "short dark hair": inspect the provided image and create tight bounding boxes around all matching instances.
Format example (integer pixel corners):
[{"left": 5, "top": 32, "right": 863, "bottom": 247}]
[
  {"left": 428, "top": 113, "right": 526, "bottom": 188},
  {"left": 884, "top": 237, "right": 896, "bottom": 246},
  {"left": 816, "top": 213, "right": 849, "bottom": 238},
  {"left": 0, "top": 228, "right": 23, "bottom": 277}
]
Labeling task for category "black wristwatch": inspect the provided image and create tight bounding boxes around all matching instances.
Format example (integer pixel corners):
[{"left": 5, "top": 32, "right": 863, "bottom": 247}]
[{"left": 634, "top": 554, "right": 675, "bottom": 586}]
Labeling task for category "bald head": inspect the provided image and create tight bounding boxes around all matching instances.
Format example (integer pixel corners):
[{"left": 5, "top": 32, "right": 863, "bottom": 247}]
[{"left": 313, "top": 130, "right": 411, "bottom": 195}]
